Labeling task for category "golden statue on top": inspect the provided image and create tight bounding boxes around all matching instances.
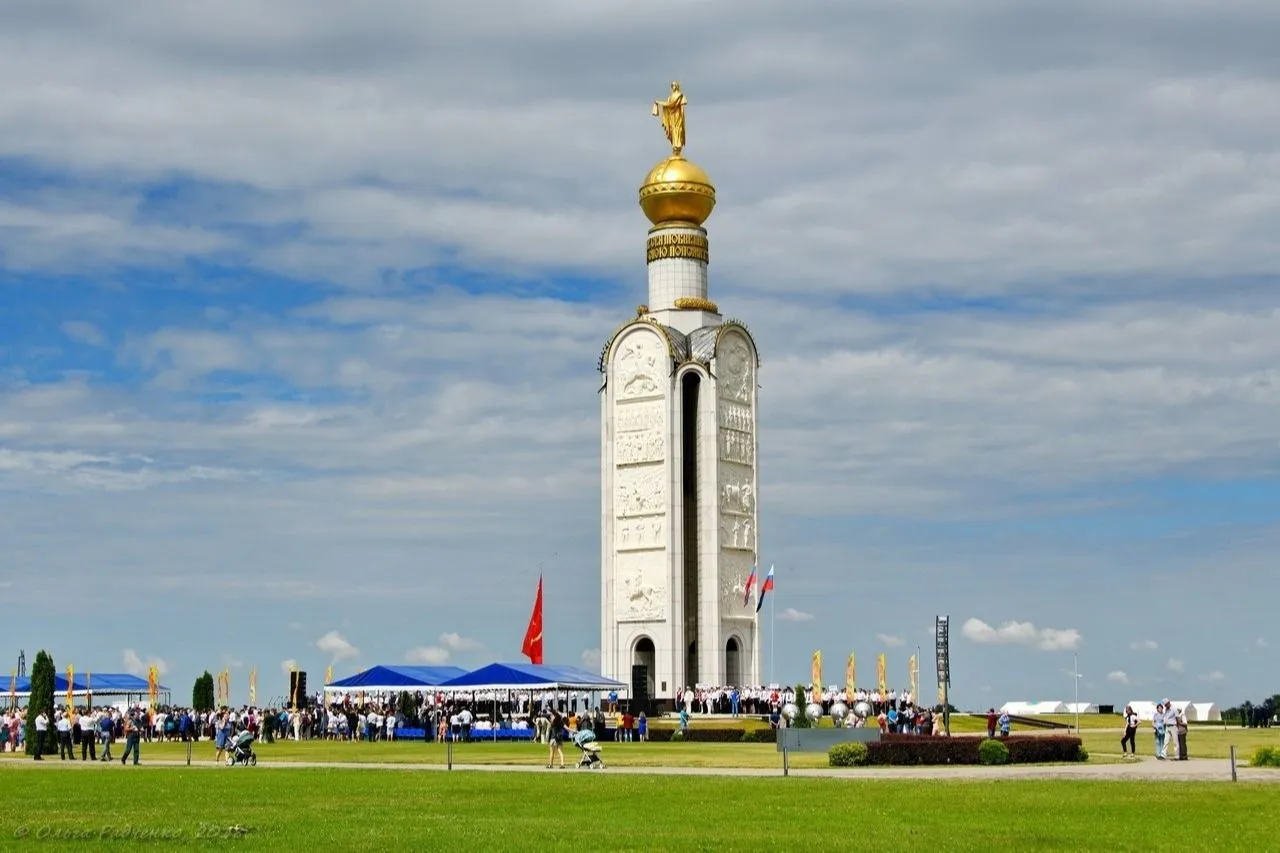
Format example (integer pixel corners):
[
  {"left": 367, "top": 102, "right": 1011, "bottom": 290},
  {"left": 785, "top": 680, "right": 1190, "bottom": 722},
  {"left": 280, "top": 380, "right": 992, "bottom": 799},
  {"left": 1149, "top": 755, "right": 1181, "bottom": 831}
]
[{"left": 652, "top": 81, "right": 687, "bottom": 155}]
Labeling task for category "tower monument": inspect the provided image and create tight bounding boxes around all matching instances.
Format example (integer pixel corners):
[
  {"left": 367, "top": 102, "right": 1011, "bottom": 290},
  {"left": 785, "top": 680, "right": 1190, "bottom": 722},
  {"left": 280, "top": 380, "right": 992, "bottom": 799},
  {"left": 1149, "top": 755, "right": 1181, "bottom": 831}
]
[{"left": 600, "top": 82, "right": 761, "bottom": 702}]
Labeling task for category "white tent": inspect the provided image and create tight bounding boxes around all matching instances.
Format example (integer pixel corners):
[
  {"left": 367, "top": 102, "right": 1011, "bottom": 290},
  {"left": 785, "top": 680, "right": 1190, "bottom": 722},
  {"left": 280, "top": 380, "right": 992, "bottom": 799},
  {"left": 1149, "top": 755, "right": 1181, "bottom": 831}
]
[
  {"left": 1184, "top": 702, "right": 1221, "bottom": 722},
  {"left": 1063, "top": 702, "right": 1099, "bottom": 714},
  {"left": 1001, "top": 701, "right": 1068, "bottom": 715},
  {"left": 1126, "top": 701, "right": 1159, "bottom": 721},
  {"left": 1125, "top": 700, "right": 1218, "bottom": 721}
]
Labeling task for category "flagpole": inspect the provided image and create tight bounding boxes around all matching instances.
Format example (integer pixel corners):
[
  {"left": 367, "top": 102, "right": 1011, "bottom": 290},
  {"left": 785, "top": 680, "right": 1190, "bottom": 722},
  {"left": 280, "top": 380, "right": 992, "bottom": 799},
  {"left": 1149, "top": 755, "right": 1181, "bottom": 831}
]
[{"left": 769, "top": 583, "right": 775, "bottom": 685}]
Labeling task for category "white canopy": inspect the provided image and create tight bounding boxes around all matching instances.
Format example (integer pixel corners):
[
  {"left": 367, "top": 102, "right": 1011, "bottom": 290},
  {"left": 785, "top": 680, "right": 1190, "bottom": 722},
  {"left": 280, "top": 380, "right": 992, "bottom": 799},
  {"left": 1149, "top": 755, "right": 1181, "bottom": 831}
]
[
  {"left": 1001, "top": 701, "right": 1068, "bottom": 715},
  {"left": 1124, "top": 699, "right": 1217, "bottom": 721},
  {"left": 1063, "top": 702, "right": 1099, "bottom": 714}
]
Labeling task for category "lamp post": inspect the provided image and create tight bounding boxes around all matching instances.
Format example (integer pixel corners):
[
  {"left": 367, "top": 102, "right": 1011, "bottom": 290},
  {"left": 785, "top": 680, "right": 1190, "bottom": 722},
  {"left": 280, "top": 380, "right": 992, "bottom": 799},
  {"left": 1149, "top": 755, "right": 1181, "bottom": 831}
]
[{"left": 1073, "top": 653, "right": 1080, "bottom": 734}]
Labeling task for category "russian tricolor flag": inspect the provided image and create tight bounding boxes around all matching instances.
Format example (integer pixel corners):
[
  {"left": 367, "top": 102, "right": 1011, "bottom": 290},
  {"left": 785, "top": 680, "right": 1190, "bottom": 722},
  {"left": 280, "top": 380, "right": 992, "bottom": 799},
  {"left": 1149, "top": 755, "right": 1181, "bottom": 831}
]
[{"left": 755, "top": 564, "right": 775, "bottom": 613}]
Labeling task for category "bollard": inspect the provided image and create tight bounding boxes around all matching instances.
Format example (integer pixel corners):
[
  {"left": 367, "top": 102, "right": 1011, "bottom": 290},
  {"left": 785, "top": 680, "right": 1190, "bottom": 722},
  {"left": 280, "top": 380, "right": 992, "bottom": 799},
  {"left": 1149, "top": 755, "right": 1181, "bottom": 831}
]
[
  {"left": 1229, "top": 745, "right": 1237, "bottom": 782},
  {"left": 447, "top": 736, "right": 453, "bottom": 771},
  {"left": 186, "top": 741, "right": 192, "bottom": 767},
  {"left": 782, "top": 735, "right": 789, "bottom": 777}
]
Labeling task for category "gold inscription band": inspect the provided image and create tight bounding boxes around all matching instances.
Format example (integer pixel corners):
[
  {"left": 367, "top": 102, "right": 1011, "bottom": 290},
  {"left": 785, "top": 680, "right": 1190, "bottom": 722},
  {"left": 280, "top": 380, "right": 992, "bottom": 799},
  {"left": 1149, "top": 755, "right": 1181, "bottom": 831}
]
[{"left": 646, "top": 233, "right": 710, "bottom": 265}]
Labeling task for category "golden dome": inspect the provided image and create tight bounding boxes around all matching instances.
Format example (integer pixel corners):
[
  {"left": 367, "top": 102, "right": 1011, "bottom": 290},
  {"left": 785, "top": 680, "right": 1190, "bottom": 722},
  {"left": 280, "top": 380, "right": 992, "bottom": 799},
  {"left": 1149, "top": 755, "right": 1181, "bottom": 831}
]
[{"left": 639, "top": 155, "right": 716, "bottom": 227}]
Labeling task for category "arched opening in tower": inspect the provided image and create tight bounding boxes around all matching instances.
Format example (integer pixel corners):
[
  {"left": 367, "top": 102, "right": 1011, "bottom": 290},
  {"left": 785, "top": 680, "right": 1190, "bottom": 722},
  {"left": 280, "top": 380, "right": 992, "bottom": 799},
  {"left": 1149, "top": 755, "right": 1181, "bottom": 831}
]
[
  {"left": 632, "top": 637, "right": 656, "bottom": 697},
  {"left": 725, "top": 637, "right": 741, "bottom": 688},
  {"left": 681, "top": 371, "right": 701, "bottom": 685}
]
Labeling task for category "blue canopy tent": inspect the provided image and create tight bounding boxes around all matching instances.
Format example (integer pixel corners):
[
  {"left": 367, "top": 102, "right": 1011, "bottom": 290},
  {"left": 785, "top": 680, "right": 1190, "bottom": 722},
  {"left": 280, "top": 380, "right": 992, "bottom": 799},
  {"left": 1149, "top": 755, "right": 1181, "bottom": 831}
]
[
  {"left": 323, "top": 665, "right": 467, "bottom": 695},
  {"left": 9, "top": 672, "right": 169, "bottom": 705},
  {"left": 437, "top": 663, "right": 628, "bottom": 741},
  {"left": 440, "top": 663, "right": 626, "bottom": 692}
]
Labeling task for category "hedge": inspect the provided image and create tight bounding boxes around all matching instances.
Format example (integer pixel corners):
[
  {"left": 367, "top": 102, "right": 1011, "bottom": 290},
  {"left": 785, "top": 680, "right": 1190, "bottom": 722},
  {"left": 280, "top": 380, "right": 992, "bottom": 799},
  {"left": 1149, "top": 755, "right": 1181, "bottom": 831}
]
[
  {"left": 647, "top": 727, "right": 777, "bottom": 743},
  {"left": 861, "top": 735, "right": 1084, "bottom": 766}
]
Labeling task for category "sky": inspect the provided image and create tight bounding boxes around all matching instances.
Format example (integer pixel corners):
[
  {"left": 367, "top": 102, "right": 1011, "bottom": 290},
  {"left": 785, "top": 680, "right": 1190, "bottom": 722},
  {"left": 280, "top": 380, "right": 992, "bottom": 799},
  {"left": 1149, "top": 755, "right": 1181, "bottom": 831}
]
[{"left": 1, "top": 0, "right": 1277, "bottom": 710}]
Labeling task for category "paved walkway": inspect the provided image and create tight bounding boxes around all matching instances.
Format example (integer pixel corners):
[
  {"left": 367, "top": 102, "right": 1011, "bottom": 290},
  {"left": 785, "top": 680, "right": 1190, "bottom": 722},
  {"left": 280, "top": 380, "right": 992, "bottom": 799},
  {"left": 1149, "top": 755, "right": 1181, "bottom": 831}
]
[{"left": 3, "top": 756, "right": 1275, "bottom": 782}]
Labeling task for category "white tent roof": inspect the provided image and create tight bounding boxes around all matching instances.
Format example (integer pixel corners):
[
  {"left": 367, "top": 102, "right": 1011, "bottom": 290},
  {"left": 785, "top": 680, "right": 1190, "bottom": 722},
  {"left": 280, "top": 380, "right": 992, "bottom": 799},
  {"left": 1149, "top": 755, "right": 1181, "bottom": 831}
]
[
  {"left": 1001, "top": 700, "right": 1068, "bottom": 715},
  {"left": 1063, "top": 702, "right": 1099, "bottom": 713},
  {"left": 1184, "top": 702, "right": 1220, "bottom": 722},
  {"left": 1125, "top": 699, "right": 1216, "bottom": 721}
]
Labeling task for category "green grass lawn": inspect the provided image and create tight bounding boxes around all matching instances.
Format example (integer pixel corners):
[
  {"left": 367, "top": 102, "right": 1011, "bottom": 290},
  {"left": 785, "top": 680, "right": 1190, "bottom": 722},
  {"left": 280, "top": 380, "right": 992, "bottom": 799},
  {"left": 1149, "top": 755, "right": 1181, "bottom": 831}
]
[{"left": 0, "top": 766, "right": 1273, "bottom": 851}]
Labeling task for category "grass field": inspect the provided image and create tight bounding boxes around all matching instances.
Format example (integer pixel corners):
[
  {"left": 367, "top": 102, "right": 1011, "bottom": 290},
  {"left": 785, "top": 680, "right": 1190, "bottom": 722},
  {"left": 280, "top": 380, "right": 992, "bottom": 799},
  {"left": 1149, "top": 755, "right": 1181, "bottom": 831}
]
[{"left": 0, "top": 765, "right": 1274, "bottom": 851}]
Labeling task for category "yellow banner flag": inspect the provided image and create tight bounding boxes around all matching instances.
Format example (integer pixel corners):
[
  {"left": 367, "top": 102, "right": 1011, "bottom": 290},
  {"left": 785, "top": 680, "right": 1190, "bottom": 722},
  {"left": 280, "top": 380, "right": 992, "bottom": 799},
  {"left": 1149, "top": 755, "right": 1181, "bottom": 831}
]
[
  {"left": 66, "top": 665, "right": 74, "bottom": 709},
  {"left": 8, "top": 670, "right": 15, "bottom": 705},
  {"left": 86, "top": 671, "right": 91, "bottom": 702},
  {"left": 325, "top": 664, "right": 333, "bottom": 686},
  {"left": 908, "top": 655, "right": 918, "bottom": 699},
  {"left": 147, "top": 665, "right": 159, "bottom": 709},
  {"left": 845, "top": 653, "right": 856, "bottom": 693},
  {"left": 249, "top": 669, "right": 257, "bottom": 705},
  {"left": 810, "top": 651, "right": 823, "bottom": 702},
  {"left": 877, "top": 653, "right": 887, "bottom": 693}
]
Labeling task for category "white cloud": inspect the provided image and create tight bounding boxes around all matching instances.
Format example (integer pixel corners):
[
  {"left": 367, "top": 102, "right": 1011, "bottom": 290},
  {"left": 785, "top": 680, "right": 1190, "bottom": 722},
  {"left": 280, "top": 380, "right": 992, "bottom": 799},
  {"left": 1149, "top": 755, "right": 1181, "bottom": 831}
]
[
  {"left": 122, "top": 649, "right": 169, "bottom": 677},
  {"left": 1167, "top": 658, "right": 1185, "bottom": 673},
  {"left": 315, "top": 630, "right": 359, "bottom": 662},
  {"left": 439, "top": 632, "right": 484, "bottom": 652},
  {"left": 777, "top": 608, "right": 815, "bottom": 623},
  {"left": 1107, "top": 670, "right": 1129, "bottom": 685},
  {"left": 280, "top": 659, "right": 299, "bottom": 676},
  {"left": 877, "top": 633, "right": 906, "bottom": 648},
  {"left": 61, "top": 320, "right": 107, "bottom": 346},
  {"left": 1199, "top": 670, "right": 1226, "bottom": 683},
  {"left": 1130, "top": 639, "right": 1159, "bottom": 652},
  {"left": 580, "top": 648, "right": 601, "bottom": 670},
  {"left": 405, "top": 646, "right": 450, "bottom": 665},
  {"left": 962, "top": 618, "right": 1082, "bottom": 651},
  {"left": 1257, "top": 638, "right": 1269, "bottom": 649}
]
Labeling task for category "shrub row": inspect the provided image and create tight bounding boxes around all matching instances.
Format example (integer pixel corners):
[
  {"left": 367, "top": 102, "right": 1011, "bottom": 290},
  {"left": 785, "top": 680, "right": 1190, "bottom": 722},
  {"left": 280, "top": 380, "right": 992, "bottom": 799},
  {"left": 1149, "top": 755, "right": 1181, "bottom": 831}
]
[
  {"left": 1251, "top": 746, "right": 1280, "bottom": 768},
  {"left": 829, "top": 735, "right": 1086, "bottom": 766},
  {"left": 648, "top": 727, "right": 776, "bottom": 743}
]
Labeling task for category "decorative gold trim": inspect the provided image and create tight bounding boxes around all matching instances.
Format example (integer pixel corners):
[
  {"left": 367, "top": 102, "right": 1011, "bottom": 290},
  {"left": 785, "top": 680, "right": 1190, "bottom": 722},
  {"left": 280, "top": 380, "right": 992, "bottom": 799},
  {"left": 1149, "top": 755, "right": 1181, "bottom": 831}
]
[
  {"left": 646, "top": 231, "right": 709, "bottom": 264},
  {"left": 674, "top": 296, "right": 719, "bottom": 312},
  {"left": 638, "top": 181, "right": 715, "bottom": 200},
  {"left": 648, "top": 224, "right": 707, "bottom": 236}
]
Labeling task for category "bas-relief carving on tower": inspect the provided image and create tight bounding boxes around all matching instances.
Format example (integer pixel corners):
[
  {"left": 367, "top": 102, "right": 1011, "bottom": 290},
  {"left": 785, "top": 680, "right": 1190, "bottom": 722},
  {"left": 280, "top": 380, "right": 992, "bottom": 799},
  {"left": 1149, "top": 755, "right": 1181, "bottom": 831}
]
[
  {"left": 610, "top": 325, "right": 670, "bottom": 625},
  {"left": 717, "top": 328, "right": 758, "bottom": 623}
]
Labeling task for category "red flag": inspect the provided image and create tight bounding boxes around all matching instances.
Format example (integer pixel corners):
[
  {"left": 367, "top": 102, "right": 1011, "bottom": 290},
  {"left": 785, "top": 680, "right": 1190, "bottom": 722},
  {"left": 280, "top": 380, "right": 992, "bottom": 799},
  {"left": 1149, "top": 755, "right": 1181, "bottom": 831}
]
[
  {"left": 521, "top": 575, "right": 544, "bottom": 665},
  {"left": 742, "top": 564, "right": 758, "bottom": 607}
]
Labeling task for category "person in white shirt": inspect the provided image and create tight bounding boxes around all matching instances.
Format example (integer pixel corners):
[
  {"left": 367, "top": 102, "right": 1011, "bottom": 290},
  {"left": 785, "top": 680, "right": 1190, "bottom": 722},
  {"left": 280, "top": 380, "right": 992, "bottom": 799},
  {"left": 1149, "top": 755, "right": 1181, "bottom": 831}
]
[
  {"left": 1163, "top": 701, "right": 1179, "bottom": 759},
  {"left": 79, "top": 710, "right": 97, "bottom": 761},
  {"left": 33, "top": 711, "right": 49, "bottom": 759},
  {"left": 55, "top": 711, "right": 74, "bottom": 760},
  {"left": 385, "top": 712, "right": 396, "bottom": 742},
  {"left": 1120, "top": 705, "right": 1139, "bottom": 758}
]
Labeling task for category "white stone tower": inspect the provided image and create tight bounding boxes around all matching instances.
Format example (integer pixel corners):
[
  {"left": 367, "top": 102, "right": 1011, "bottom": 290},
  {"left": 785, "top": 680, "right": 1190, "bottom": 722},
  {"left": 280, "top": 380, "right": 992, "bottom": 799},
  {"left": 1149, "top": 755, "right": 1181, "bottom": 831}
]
[{"left": 600, "top": 84, "right": 761, "bottom": 701}]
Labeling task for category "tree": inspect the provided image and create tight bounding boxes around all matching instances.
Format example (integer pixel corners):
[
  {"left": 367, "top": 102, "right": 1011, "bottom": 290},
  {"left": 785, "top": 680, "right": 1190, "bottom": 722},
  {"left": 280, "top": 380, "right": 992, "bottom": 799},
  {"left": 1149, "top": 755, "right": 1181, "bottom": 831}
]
[
  {"left": 398, "top": 691, "right": 417, "bottom": 725},
  {"left": 24, "top": 650, "right": 57, "bottom": 756},
  {"left": 792, "top": 683, "right": 811, "bottom": 728},
  {"left": 192, "top": 672, "right": 215, "bottom": 712}
]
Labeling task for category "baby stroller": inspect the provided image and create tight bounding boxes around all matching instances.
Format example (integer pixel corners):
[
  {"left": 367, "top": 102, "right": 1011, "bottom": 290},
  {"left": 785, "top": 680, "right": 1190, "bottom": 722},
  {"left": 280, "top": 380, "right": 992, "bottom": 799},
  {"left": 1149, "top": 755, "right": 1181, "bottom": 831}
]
[
  {"left": 573, "top": 729, "right": 604, "bottom": 770},
  {"left": 227, "top": 730, "right": 258, "bottom": 766}
]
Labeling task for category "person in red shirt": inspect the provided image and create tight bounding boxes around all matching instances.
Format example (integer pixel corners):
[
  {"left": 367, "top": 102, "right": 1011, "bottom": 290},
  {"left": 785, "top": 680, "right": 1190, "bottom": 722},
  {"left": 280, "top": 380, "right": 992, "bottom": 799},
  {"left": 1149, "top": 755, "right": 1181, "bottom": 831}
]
[{"left": 986, "top": 708, "right": 997, "bottom": 738}]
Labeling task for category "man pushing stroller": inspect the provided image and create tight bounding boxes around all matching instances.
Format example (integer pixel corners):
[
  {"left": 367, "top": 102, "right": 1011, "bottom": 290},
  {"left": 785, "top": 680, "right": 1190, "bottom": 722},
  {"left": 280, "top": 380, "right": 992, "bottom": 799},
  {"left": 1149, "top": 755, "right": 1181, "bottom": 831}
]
[{"left": 572, "top": 727, "right": 605, "bottom": 770}]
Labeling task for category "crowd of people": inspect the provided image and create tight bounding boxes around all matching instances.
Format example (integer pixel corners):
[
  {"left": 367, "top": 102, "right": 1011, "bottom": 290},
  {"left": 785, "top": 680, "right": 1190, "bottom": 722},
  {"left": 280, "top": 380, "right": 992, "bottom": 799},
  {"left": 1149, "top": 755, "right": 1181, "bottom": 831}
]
[
  {"left": 1121, "top": 700, "right": 1189, "bottom": 760},
  {"left": 672, "top": 684, "right": 917, "bottom": 718}
]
